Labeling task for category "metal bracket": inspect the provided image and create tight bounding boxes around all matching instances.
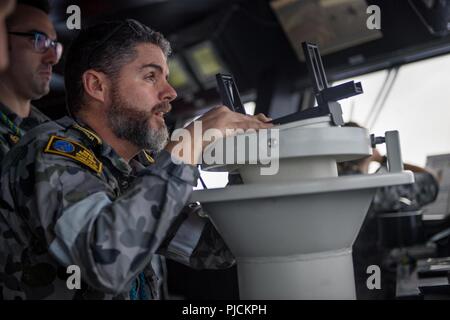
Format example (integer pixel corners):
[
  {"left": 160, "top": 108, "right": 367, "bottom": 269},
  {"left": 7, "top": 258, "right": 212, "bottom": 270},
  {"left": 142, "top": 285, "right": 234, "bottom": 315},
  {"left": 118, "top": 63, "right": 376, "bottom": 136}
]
[
  {"left": 216, "top": 73, "right": 246, "bottom": 115},
  {"left": 271, "top": 42, "right": 363, "bottom": 126},
  {"left": 370, "top": 131, "right": 404, "bottom": 173}
]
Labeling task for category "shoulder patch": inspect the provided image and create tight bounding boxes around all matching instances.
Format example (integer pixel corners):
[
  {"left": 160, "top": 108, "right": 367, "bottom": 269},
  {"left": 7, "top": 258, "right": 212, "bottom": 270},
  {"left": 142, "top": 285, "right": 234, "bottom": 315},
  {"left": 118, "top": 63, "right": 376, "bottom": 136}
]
[{"left": 44, "top": 135, "right": 103, "bottom": 174}]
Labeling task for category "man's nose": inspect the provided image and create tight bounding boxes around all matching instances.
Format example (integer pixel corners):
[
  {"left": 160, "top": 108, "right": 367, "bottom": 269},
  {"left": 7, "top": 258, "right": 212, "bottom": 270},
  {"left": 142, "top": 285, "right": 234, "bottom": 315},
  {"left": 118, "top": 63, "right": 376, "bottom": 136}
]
[
  {"left": 42, "top": 47, "right": 59, "bottom": 65},
  {"left": 160, "top": 81, "right": 178, "bottom": 102}
]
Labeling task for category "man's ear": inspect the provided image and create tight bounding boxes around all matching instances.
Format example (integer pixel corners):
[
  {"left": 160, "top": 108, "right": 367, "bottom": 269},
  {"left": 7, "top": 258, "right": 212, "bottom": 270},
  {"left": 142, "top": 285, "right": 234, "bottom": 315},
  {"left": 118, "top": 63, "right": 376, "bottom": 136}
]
[{"left": 81, "top": 70, "right": 109, "bottom": 104}]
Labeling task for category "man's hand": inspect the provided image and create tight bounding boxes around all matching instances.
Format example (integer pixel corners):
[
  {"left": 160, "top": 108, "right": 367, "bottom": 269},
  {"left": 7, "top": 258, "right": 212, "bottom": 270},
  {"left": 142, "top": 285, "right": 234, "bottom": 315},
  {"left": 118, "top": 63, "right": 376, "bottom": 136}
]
[
  {"left": 369, "top": 148, "right": 384, "bottom": 164},
  {"left": 165, "top": 106, "right": 273, "bottom": 165},
  {"left": 197, "top": 106, "right": 272, "bottom": 137}
]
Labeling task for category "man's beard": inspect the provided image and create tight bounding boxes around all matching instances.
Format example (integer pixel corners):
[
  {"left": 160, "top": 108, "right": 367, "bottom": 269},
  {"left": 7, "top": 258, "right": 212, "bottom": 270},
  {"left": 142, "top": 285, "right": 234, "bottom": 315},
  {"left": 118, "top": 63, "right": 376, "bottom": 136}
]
[{"left": 107, "top": 87, "right": 169, "bottom": 153}]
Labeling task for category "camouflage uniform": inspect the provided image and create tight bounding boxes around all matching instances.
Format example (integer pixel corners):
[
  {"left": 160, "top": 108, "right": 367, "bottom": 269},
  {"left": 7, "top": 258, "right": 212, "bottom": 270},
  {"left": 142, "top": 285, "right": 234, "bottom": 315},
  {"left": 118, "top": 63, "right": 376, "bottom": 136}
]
[
  {"left": 338, "top": 163, "right": 439, "bottom": 212},
  {"left": 0, "top": 102, "right": 49, "bottom": 163},
  {"left": 371, "top": 165, "right": 439, "bottom": 212},
  {"left": 0, "top": 116, "right": 234, "bottom": 300},
  {"left": 132, "top": 150, "right": 168, "bottom": 299}
]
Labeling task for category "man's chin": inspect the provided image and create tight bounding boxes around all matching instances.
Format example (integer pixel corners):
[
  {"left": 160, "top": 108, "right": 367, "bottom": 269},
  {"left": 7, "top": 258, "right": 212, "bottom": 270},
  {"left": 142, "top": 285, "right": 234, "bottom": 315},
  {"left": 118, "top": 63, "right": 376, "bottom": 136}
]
[
  {"left": 150, "top": 119, "right": 167, "bottom": 131},
  {"left": 31, "top": 85, "right": 50, "bottom": 100}
]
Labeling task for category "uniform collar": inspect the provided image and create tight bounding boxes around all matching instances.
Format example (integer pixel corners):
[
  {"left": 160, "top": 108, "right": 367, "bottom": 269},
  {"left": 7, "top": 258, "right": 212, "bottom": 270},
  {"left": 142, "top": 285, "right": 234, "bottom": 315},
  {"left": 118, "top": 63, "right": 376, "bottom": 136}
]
[
  {"left": 0, "top": 101, "right": 48, "bottom": 128},
  {"left": 66, "top": 117, "right": 133, "bottom": 175},
  {"left": 0, "top": 102, "right": 19, "bottom": 124},
  {"left": 62, "top": 116, "right": 158, "bottom": 175},
  {"left": 137, "top": 149, "right": 155, "bottom": 166}
]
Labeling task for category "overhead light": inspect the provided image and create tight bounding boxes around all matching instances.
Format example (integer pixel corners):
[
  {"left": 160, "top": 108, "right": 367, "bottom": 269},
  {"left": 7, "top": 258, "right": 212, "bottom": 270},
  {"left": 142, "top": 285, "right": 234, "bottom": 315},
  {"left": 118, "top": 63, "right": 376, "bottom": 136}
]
[
  {"left": 168, "top": 55, "right": 198, "bottom": 94},
  {"left": 185, "top": 41, "right": 227, "bottom": 89}
]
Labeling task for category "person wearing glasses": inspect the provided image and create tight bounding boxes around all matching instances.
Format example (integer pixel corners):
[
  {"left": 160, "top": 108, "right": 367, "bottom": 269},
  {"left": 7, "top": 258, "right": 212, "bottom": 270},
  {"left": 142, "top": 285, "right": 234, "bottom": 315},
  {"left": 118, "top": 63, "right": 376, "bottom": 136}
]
[
  {"left": 0, "top": 0, "right": 61, "bottom": 163},
  {"left": 0, "top": 19, "right": 271, "bottom": 299}
]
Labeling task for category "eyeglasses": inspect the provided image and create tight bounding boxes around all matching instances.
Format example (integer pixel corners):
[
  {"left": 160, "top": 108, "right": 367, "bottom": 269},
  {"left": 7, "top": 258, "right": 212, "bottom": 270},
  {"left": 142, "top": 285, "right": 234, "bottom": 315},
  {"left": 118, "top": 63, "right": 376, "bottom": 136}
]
[{"left": 8, "top": 31, "right": 63, "bottom": 62}]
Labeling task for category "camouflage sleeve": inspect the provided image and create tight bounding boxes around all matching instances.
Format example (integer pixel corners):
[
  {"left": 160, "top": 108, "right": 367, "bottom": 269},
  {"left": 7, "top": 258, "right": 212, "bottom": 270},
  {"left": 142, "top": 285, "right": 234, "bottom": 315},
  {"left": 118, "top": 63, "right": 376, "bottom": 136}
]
[
  {"left": 6, "top": 146, "right": 199, "bottom": 295},
  {"left": 0, "top": 135, "right": 10, "bottom": 164},
  {"left": 157, "top": 202, "right": 235, "bottom": 270},
  {"left": 372, "top": 171, "right": 439, "bottom": 212},
  {"left": 412, "top": 172, "right": 440, "bottom": 207}
]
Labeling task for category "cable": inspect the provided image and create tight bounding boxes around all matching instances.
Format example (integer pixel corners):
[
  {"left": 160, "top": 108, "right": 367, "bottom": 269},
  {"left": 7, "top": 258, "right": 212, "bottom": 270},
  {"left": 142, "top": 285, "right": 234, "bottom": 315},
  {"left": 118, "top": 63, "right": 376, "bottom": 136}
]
[
  {"left": 367, "top": 67, "right": 399, "bottom": 130},
  {"left": 197, "top": 165, "right": 208, "bottom": 189},
  {"left": 408, "top": 0, "right": 443, "bottom": 36},
  {"left": 363, "top": 68, "right": 393, "bottom": 128}
]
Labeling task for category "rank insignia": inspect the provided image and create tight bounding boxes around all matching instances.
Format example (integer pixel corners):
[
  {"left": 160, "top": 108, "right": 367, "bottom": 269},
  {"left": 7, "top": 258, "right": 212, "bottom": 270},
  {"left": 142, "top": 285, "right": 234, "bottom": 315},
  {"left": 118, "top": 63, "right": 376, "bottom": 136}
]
[
  {"left": 72, "top": 123, "right": 102, "bottom": 146},
  {"left": 143, "top": 150, "right": 155, "bottom": 164},
  {"left": 44, "top": 135, "right": 103, "bottom": 174},
  {"left": 9, "top": 134, "right": 20, "bottom": 144}
]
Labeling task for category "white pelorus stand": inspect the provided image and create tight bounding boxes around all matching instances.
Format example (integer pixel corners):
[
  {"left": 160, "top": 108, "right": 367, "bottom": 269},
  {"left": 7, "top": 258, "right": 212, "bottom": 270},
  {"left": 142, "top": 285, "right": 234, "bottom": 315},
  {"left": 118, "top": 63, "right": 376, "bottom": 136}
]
[{"left": 191, "top": 116, "right": 414, "bottom": 299}]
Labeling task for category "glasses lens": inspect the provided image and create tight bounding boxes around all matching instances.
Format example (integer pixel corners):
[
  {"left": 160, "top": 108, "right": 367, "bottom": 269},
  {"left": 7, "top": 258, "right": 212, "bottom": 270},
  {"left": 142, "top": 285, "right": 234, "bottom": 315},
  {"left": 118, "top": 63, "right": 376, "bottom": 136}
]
[
  {"left": 55, "top": 42, "right": 63, "bottom": 62},
  {"left": 33, "top": 33, "right": 63, "bottom": 62},
  {"left": 34, "top": 33, "right": 48, "bottom": 53}
]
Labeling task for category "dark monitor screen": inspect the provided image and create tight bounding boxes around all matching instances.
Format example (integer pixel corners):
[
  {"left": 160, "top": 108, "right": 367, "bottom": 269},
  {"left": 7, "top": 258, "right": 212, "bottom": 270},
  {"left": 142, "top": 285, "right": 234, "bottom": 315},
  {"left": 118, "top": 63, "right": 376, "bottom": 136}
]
[{"left": 270, "top": 0, "right": 382, "bottom": 62}]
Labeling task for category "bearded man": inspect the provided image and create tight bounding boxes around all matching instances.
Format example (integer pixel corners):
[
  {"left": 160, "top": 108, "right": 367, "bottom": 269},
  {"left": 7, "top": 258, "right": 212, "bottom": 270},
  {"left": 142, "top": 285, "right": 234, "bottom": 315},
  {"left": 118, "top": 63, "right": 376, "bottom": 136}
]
[{"left": 0, "top": 19, "right": 272, "bottom": 300}]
